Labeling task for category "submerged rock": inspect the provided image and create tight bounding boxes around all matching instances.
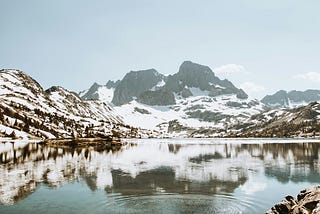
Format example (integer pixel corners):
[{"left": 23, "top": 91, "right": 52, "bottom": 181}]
[{"left": 266, "top": 186, "right": 320, "bottom": 214}]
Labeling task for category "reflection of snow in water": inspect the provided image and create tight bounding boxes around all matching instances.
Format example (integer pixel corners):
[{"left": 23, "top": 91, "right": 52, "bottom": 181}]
[
  {"left": 0, "top": 139, "right": 320, "bottom": 205},
  {"left": 240, "top": 181, "right": 267, "bottom": 195}
]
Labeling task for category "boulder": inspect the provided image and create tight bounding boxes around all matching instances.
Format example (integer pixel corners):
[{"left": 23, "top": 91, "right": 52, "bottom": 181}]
[{"left": 266, "top": 186, "right": 320, "bottom": 214}]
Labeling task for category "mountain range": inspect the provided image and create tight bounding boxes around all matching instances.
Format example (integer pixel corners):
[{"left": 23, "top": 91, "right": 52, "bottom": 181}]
[
  {"left": 1, "top": 61, "right": 320, "bottom": 139},
  {"left": 261, "top": 89, "right": 320, "bottom": 108}
]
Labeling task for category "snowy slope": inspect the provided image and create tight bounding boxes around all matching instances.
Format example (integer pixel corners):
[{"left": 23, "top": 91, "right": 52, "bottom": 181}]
[
  {"left": 113, "top": 89, "right": 265, "bottom": 137},
  {"left": 80, "top": 84, "right": 114, "bottom": 102},
  {"left": 225, "top": 101, "right": 320, "bottom": 138},
  {"left": 0, "top": 69, "right": 144, "bottom": 139}
]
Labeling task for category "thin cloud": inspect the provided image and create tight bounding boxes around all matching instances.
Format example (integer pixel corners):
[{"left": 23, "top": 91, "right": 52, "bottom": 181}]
[
  {"left": 293, "top": 72, "right": 320, "bottom": 82},
  {"left": 213, "top": 64, "right": 246, "bottom": 75},
  {"left": 240, "top": 82, "right": 265, "bottom": 93}
]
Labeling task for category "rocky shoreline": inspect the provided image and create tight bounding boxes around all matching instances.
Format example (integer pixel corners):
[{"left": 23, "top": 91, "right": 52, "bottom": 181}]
[
  {"left": 42, "top": 137, "right": 124, "bottom": 149},
  {"left": 266, "top": 186, "right": 320, "bottom": 214}
]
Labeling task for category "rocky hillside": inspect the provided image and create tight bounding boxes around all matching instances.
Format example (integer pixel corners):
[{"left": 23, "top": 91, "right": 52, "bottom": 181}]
[
  {"left": 0, "top": 69, "right": 150, "bottom": 140},
  {"left": 225, "top": 102, "right": 320, "bottom": 138},
  {"left": 261, "top": 89, "right": 320, "bottom": 108}
]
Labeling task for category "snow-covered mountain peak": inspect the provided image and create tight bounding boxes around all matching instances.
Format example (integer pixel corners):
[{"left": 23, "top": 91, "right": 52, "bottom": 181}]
[{"left": 76, "top": 61, "right": 266, "bottom": 137}]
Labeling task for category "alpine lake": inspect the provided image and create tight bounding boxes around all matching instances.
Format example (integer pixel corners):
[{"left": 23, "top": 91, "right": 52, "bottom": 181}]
[{"left": 1, "top": 138, "right": 320, "bottom": 214}]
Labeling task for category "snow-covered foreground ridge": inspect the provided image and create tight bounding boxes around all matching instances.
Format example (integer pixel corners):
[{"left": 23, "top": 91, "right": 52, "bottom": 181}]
[{"left": 0, "top": 69, "right": 152, "bottom": 139}]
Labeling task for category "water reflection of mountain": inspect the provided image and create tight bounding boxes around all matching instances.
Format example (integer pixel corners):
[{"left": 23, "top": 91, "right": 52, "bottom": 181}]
[
  {"left": 234, "top": 143, "right": 320, "bottom": 183},
  {"left": 0, "top": 142, "right": 121, "bottom": 204},
  {"left": 108, "top": 167, "right": 246, "bottom": 195},
  {"left": 1, "top": 141, "right": 320, "bottom": 205}
]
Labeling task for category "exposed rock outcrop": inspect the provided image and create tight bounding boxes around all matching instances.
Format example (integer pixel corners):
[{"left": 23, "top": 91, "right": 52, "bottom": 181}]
[
  {"left": 112, "top": 69, "right": 164, "bottom": 105},
  {"left": 138, "top": 89, "right": 176, "bottom": 106},
  {"left": 266, "top": 186, "right": 320, "bottom": 214},
  {"left": 164, "top": 61, "right": 247, "bottom": 99}
]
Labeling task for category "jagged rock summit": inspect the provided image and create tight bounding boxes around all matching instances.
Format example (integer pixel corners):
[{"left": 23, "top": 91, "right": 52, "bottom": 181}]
[
  {"left": 79, "top": 61, "right": 264, "bottom": 137},
  {"left": 81, "top": 61, "right": 249, "bottom": 107},
  {"left": 111, "top": 68, "right": 165, "bottom": 106},
  {"left": 163, "top": 61, "right": 248, "bottom": 100}
]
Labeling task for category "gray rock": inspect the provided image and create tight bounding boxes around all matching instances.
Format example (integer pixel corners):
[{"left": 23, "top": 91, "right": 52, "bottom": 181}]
[
  {"left": 164, "top": 61, "right": 248, "bottom": 99},
  {"left": 106, "top": 80, "right": 120, "bottom": 89},
  {"left": 112, "top": 69, "right": 164, "bottom": 105},
  {"left": 266, "top": 186, "right": 320, "bottom": 214},
  {"left": 181, "top": 88, "right": 193, "bottom": 98},
  {"left": 261, "top": 90, "right": 320, "bottom": 108},
  {"left": 138, "top": 89, "right": 175, "bottom": 106},
  {"left": 236, "top": 89, "right": 249, "bottom": 99},
  {"left": 80, "top": 82, "right": 101, "bottom": 100}
]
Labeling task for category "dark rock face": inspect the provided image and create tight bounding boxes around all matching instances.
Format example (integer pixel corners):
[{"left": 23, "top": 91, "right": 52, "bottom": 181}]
[
  {"left": 80, "top": 82, "right": 101, "bottom": 100},
  {"left": 112, "top": 69, "right": 164, "bottom": 106},
  {"left": 138, "top": 89, "right": 176, "bottom": 106},
  {"left": 262, "top": 90, "right": 320, "bottom": 108},
  {"left": 134, "top": 107, "right": 151, "bottom": 114},
  {"left": 181, "top": 88, "right": 193, "bottom": 98},
  {"left": 109, "top": 61, "right": 248, "bottom": 106},
  {"left": 185, "top": 110, "right": 226, "bottom": 122},
  {"left": 266, "top": 186, "right": 320, "bottom": 214},
  {"left": 166, "top": 61, "right": 218, "bottom": 92},
  {"left": 106, "top": 80, "right": 120, "bottom": 89},
  {"left": 164, "top": 61, "right": 247, "bottom": 99},
  {"left": 236, "top": 89, "right": 249, "bottom": 99}
]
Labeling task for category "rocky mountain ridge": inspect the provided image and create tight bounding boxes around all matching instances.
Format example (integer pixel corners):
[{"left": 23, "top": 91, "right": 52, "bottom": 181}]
[
  {"left": 80, "top": 61, "right": 266, "bottom": 137},
  {"left": 0, "top": 69, "right": 152, "bottom": 140},
  {"left": 261, "top": 89, "right": 320, "bottom": 108},
  {"left": 82, "top": 61, "right": 248, "bottom": 106},
  {"left": 224, "top": 101, "right": 320, "bottom": 138}
]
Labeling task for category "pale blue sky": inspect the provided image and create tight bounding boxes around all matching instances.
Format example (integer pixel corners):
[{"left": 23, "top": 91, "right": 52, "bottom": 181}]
[{"left": 1, "top": 0, "right": 320, "bottom": 98}]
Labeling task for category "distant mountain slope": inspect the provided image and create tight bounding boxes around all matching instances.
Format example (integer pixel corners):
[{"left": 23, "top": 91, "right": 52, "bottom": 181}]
[
  {"left": 0, "top": 69, "right": 146, "bottom": 139},
  {"left": 261, "top": 90, "right": 320, "bottom": 108},
  {"left": 225, "top": 102, "right": 320, "bottom": 138},
  {"left": 80, "top": 81, "right": 118, "bottom": 102}
]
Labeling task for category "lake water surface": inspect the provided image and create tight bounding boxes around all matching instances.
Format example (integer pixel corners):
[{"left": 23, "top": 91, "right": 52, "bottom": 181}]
[{"left": 1, "top": 138, "right": 320, "bottom": 213}]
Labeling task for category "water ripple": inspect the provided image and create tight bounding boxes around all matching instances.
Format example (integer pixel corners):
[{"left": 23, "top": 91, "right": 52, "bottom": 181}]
[{"left": 97, "top": 193, "right": 265, "bottom": 214}]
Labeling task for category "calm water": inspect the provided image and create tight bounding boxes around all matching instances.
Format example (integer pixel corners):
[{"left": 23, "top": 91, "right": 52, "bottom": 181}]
[{"left": 1, "top": 138, "right": 320, "bottom": 214}]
